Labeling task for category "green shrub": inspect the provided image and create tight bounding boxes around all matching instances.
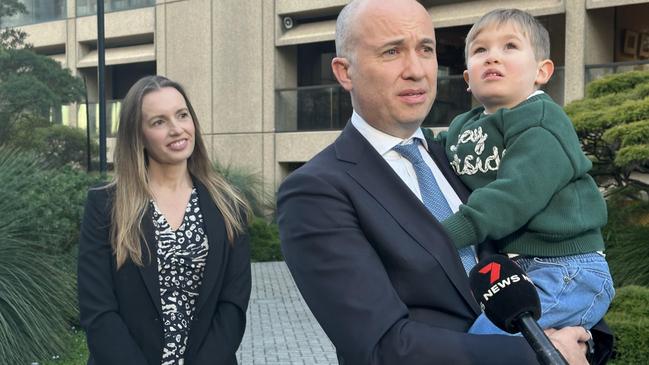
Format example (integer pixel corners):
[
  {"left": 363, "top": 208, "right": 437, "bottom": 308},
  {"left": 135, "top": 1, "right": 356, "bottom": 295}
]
[
  {"left": 572, "top": 97, "right": 649, "bottom": 133},
  {"left": 42, "top": 327, "right": 88, "bottom": 365},
  {"left": 603, "top": 196, "right": 649, "bottom": 287},
  {"left": 21, "top": 165, "right": 102, "bottom": 254},
  {"left": 249, "top": 216, "right": 282, "bottom": 262},
  {"left": 9, "top": 116, "right": 98, "bottom": 169},
  {"left": 565, "top": 70, "right": 649, "bottom": 195},
  {"left": 213, "top": 161, "right": 273, "bottom": 217},
  {"left": 0, "top": 147, "right": 78, "bottom": 364},
  {"left": 587, "top": 70, "right": 649, "bottom": 98},
  {"left": 605, "top": 285, "right": 649, "bottom": 365}
]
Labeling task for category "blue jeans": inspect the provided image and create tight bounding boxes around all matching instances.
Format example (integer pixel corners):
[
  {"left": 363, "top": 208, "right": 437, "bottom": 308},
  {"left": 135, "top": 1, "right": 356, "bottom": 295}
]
[{"left": 469, "top": 252, "right": 615, "bottom": 335}]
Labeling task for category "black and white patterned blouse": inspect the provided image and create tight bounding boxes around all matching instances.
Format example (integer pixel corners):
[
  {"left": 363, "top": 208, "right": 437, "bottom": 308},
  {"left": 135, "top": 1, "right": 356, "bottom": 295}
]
[{"left": 151, "top": 188, "right": 209, "bottom": 365}]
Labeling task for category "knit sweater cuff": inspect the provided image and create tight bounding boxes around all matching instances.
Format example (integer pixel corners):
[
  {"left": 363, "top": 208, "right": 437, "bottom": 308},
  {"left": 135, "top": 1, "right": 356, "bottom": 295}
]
[{"left": 442, "top": 212, "right": 479, "bottom": 249}]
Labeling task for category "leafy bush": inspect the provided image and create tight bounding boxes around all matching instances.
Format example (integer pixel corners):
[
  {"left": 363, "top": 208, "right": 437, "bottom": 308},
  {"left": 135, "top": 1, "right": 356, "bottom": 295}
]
[
  {"left": 586, "top": 71, "right": 649, "bottom": 98},
  {"left": 0, "top": 147, "right": 79, "bottom": 363},
  {"left": 605, "top": 285, "right": 649, "bottom": 365},
  {"left": 22, "top": 166, "right": 101, "bottom": 254},
  {"left": 249, "top": 217, "right": 282, "bottom": 262},
  {"left": 9, "top": 114, "right": 98, "bottom": 169},
  {"left": 213, "top": 161, "right": 273, "bottom": 217},
  {"left": 565, "top": 70, "right": 649, "bottom": 196}
]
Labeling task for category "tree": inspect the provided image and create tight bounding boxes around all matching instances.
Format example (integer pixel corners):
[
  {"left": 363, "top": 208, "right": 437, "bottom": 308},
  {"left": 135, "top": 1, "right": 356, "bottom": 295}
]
[
  {"left": 0, "top": 0, "right": 27, "bottom": 49},
  {"left": 0, "top": 1, "right": 85, "bottom": 145},
  {"left": 564, "top": 70, "right": 649, "bottom": 197}
]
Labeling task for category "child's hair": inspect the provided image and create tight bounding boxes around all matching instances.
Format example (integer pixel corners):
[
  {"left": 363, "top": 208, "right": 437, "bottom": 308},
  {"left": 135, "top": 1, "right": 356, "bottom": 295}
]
[{"left": 464, "top": 8, "right": 550, "bottom": 62}]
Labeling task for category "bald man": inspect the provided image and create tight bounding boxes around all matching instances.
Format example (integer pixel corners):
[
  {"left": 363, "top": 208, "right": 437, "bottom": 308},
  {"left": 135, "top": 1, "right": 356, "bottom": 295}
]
[{"left": 278, "top": 0, "right": 608, "bottom": 364}]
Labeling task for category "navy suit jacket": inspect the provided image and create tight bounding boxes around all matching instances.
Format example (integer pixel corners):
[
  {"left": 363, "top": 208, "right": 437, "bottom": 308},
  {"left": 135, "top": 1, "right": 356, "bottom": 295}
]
[
  {"left": 78, "top": 179, "right": 251, "bottom": 365},
  {"left": 278, "top": 123, "right": 604, "bottom": 364}
]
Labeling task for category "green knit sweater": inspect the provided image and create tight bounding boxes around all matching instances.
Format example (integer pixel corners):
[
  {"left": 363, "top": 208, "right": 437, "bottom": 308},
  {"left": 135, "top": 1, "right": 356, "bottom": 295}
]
[{"left": 436, "top": 93, "right": 606, "bottom": 257}]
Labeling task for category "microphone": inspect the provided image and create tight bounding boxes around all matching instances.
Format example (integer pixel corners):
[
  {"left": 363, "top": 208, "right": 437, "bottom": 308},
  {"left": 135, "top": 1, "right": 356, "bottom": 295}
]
[{"left": 469, "top": 255, "right": 568, "bottom": 365}]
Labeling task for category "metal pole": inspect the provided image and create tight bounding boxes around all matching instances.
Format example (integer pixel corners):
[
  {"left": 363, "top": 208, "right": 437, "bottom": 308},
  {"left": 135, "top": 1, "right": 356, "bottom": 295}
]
[
  {"left": 97, "top": 0, "right": 107, "bottom": 175},
  {"left": 84, "top": 76, "right": 92, "bottom": 172}
]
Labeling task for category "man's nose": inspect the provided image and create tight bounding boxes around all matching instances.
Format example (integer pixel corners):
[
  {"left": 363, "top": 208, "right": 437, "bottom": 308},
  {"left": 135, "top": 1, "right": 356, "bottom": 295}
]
[{"left": 402, "top": 50, "right": 426, "bottom": 80}]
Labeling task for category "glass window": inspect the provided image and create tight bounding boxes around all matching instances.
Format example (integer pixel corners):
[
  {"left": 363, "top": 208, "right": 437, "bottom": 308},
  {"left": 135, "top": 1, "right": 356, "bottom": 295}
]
[
  {"left": 1, "top": 0, "right": 66, "bottom": 27},
  {"left": 76, "top": 0, "right": 155, "bottom": 17}
]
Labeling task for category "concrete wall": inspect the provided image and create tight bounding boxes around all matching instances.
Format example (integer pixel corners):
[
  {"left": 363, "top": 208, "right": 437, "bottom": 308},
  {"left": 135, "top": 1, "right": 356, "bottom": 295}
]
[{"left": 10, "top": 0, "right": 649, "bottom": 191}]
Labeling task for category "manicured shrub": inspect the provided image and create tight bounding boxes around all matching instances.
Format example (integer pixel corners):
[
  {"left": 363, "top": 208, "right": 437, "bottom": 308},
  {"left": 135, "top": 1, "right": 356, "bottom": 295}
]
[
  {"left": 565, "top": 70, "right": 649, "bottom": 196},
  {"left": 249, "top": 216, "right": 283, "bottom": 262},
  {"left": 605, "top": 285, "right": 649, "bottom": 365},
  {"left": 586, "top": 70, "right": 649, "bottom": 98}
]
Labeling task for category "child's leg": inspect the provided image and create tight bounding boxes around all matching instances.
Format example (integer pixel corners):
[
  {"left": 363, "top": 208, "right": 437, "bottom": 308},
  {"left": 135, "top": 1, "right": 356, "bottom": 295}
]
[
  {"left": 469, "top": 253, "right": 614, "bottom": 335},
  {"left": 520, "top": 253, "right": 615, "bottom": 330}
]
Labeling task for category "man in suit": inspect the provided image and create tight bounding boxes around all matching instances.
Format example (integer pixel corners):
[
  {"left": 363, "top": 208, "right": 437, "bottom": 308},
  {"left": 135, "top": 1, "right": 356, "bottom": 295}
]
[{"left": 277, "top": 0, "right": 601, "bottom": 364}]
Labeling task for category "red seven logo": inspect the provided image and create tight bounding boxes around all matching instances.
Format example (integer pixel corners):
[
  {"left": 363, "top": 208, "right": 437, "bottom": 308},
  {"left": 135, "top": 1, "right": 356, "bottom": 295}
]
[{"left": 479, "top": 262, "right": 501, "bottom": 284}]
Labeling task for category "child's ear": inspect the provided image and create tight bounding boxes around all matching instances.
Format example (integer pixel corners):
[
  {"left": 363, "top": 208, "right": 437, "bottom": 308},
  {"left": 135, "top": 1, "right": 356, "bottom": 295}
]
[
  {"left": 535, "top": 59, "right": 554, "bottom": 86},
  {"left": 463, "top": 70, "right": 471, "bottom": 92}
]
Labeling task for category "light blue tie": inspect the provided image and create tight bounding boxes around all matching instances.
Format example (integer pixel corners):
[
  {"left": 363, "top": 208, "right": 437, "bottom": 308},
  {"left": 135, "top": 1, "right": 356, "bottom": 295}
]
[{"left": 393, "top": 140, "right": 477, "bottom": 275}]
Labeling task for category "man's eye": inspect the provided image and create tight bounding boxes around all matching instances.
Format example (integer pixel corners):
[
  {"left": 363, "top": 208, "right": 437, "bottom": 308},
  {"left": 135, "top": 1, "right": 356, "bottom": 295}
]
[
  {"left": 384, "top": 48, "right": 398, "bottom": 56},
  {"left": 422, "top": 46, "right": 435, "bottom": 53}
]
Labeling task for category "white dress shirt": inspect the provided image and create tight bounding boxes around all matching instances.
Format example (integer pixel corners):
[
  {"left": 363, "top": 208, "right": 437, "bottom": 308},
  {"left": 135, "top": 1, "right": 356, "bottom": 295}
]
[{"left": 350, "top": 111, "right": 463, "bottom": 213}]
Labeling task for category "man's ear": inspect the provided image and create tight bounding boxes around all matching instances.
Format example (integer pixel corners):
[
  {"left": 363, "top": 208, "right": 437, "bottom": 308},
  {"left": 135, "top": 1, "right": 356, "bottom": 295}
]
[
  {"left": 463, "top": 69, "right": 471, "bottom": 92},
  {"left": 332, "top": 57, "right": 353, "bottom": 91},
  {"left": 535, "top": 59, "right": 554, "bottom": 87}
]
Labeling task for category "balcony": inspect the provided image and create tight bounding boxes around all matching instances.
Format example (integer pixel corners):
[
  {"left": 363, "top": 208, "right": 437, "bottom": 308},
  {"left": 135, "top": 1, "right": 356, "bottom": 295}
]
[
  {"left": 76, "top": 0, "right": 155, "bottom": 17},
  {"left": 276, "top": 75, "right": 473, "bottom": 132},
  {"left": 0, "top": 0, "right": 66, "bottom": 27}
]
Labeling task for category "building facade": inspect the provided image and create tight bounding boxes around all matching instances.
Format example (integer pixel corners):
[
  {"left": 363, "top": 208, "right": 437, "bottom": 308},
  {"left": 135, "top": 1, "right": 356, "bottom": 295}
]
[{"left": 5, "top": 0, "right": 649, "bottom": 191}]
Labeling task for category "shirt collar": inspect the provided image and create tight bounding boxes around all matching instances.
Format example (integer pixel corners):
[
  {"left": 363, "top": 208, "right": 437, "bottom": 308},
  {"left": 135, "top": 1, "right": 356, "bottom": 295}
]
[
  {"left": 351, "top": 110, "right": 428, "bottom": 156},
  {"left": 483, "top": 90, "right": 546, "bottom": 115}
]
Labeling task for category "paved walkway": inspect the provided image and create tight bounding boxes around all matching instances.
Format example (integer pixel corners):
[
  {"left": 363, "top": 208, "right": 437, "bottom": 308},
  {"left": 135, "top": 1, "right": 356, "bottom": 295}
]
[{"left": 236, "top": 262, "right": 338, "bottom": 365}]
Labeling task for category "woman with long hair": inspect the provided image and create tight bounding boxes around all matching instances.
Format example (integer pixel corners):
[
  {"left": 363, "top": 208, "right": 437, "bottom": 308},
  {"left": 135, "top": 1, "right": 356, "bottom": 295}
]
[{"left": 78, "top": 75, "right": 251, "bottom": 365}]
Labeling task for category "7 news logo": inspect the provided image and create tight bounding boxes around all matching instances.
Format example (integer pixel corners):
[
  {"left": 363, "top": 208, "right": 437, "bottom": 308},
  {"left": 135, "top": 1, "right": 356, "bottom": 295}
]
[{"left": 478, "top": 261, "right": 533, "bottom": 302}]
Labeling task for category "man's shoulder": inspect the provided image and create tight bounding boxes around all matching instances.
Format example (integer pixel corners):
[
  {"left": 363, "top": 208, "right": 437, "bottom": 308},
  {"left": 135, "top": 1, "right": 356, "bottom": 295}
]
[{"left": 281, "top": 143, "right": 342, "bottom": 186}]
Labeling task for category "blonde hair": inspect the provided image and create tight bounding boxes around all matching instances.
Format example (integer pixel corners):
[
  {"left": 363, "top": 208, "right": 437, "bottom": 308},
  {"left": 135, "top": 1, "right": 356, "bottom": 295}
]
[
  {"left": 465, "top": 8, "right": 550, "bottom": 62},
  {"left": 105, "top": 75, "right": 250, "bottom": 269}
]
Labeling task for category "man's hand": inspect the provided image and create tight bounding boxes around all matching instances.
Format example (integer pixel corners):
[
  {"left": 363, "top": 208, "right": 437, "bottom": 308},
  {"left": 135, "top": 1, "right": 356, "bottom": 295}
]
[{"left": 544, "top": 327, "right": 591, "bottom": 365}]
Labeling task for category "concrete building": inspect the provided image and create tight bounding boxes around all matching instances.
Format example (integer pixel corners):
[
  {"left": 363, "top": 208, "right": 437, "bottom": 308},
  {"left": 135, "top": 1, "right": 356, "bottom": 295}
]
[{"left": 4, "top": 0, "right": 649, "bottom": 192}]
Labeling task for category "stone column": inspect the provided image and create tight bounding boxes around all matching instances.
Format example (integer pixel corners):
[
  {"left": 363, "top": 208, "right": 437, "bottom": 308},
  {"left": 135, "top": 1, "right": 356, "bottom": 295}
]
[{"left": 564, "top": 0, "right": 587, "bottom": 103}]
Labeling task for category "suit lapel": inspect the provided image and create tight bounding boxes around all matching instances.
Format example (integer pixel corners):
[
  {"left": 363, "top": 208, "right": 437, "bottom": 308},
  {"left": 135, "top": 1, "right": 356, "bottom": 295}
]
[
  {"left": 139, "top": 204, "right": 163, "bottom": 317},
  {"left": 193, "top": 179, "right": 227, "bottom": 314},
  {"left": 338, "top": 124, "right": 480, "bottom": 314}
]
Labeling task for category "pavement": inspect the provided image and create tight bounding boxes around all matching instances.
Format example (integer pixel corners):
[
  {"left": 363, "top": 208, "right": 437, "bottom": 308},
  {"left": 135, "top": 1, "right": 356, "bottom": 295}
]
[{"left": 236, "top": 262, "right": 338, "bottom": 365}]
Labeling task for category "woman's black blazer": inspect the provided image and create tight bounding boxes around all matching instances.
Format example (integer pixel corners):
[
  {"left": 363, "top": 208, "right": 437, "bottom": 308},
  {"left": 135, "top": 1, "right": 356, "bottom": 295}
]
[{"left": 78, "top": 180, "right": 251, "bottom": 365}]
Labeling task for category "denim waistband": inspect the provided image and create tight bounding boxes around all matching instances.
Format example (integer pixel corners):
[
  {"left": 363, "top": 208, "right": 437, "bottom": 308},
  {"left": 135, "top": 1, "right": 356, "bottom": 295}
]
[{"left": 512, "top": 252, "right": 606, "bottom": 265}]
